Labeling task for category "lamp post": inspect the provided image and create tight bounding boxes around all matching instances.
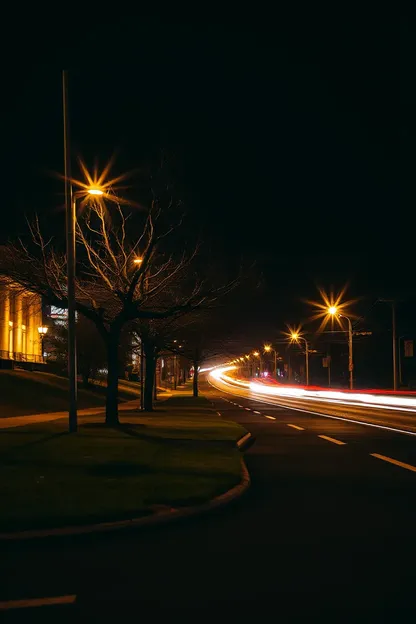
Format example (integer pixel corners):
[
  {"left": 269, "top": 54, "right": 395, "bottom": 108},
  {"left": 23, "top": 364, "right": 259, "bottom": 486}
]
[
  {"left": 253, "top": 351, "right": 261, "bottom": 376},
  {"left": 329, "top": 306, "right": 353, "bottom": 390},
  {"left": 66, "top": 188, "right": 104, "bottom": 433},
  {"left": 264, "top": 344, "right": 277, "bottom": 377},
  {"left": 290, "top": 333, "right": 309, "bottom": 386},
  {"left": 37, "top": 326, "right": 48, "bottom": 362}
]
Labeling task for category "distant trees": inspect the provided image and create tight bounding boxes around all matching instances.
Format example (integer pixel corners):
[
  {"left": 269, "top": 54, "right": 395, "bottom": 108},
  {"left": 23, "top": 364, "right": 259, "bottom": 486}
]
[{"left": 0, "top": 187, "right": 237, "bottom": 424}]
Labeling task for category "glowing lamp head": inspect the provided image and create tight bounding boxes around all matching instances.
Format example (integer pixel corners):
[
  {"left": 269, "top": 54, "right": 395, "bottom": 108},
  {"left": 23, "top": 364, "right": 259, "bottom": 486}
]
[
  {"left": 87, "top": 188, "right": 104, "bottom": 196},
  {"left": 291, "top": 332, "right": 299, "bottom": 341},
  {"left": 133, "top": 258, "right": 143, "bottom": 265},
  {"left": 253, "top": 351, "right": 260, "bottom": 357},
  {"left": 264, "top": 344, "right": 271, "bottom": 352},
  {"left": 328, "top": 306, "right": 338, "bottom": 316},
  {"left": 38, "top": 326, "right": 48, "bottom": 335}
]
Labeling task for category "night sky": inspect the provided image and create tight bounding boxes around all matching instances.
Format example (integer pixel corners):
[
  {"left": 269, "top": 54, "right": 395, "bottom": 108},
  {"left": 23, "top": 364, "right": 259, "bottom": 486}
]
[{"left": 2, "top": 16, "right": 404, "bottom": 376}]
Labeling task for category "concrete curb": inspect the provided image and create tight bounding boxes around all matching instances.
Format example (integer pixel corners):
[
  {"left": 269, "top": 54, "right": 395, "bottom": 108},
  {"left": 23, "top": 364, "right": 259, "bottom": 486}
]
[{"left": 0, "top": 434, "right": 253, "bottom": 542}]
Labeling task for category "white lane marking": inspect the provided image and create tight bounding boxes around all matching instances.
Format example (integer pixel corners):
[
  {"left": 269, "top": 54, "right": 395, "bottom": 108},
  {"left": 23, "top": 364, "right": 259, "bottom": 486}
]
[
  {"left": 217, "top": 412, "right": 222, "bottom": 416},
  {"left": 265, "top": 415, "right": 276, "bottom": 420},
  {"left": 370, "top": 453, "right": 416, "bottom": 473},
  {"left": 253, "top": 410, "right": 261, "bottom": 414},
  {"left": 318, "top": 434, "right": 346, "bottom": 446},
  {"left": 245, "top": 408, "right": 251, "bottom": 411},
  {"left": 0, "top": 595, "right": 76, "bottom": 610},
  {"left": 208, "top": 377, "right": 416, "bottom": 438},
  {"left": 287, "top": 423, "right": 304, "bottom": 431}
]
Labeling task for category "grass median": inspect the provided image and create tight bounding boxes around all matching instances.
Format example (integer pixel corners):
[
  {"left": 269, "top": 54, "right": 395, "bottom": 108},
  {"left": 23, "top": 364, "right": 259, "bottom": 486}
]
[{"left": 0, "top": 394, "right": 247, "bottom": 533}]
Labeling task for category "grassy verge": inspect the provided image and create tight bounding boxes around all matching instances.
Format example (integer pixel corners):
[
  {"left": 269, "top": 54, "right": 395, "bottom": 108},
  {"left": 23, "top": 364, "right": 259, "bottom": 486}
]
[
  {"left": 0, "top": 395, "right": 247, "bottom": 532},
  {"left": 0, "top": 370, "right": 146, "bottom": 418}
]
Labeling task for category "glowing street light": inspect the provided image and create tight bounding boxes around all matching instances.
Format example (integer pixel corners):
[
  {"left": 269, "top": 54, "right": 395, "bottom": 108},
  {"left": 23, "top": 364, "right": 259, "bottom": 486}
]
[
  {"left": 329, "top": 305, "right": 354, "bottom": 390},
  {"left": 290, "top": 332, "right": 310, "bottom": 386},
  {"left": 133, "top": 257, "right": 143, "bottom": 265},
  {"left": 87, "top": 188, "right": 104, "bottom": 196},
  {"left": 264, "top": 343, "right": 278, "bottom": 377}
]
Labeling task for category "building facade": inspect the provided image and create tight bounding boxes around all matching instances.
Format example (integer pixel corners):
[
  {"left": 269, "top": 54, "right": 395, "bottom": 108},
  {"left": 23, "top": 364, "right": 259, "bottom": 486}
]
[{"left": 0, "top": 282, "right": 43, "bottom": 365}]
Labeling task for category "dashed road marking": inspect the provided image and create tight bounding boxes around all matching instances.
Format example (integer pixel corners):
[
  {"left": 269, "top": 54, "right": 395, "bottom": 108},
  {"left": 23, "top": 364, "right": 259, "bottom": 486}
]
[
  {"left": 245, "top": 408, "right": 251, "bottom": 411},
  {"left": 217, "top": 412, "right": 222, "bottom": 416},
  {"left": 253, "top": 410, "right": 261, "bottom": 414},
  {"left": 265, "top": 415, "right": 276, "bottom": 420},
  {"left": 287, "top": 424, "right": 304, "bottom": 431},
  {"left": 318, "top": 435, "right": 346, "bottom": 446},
  {"left": 0, "top": 595, "right": 77, "bottom": 611},
  {"left": 370, "top": 453, "right": 416, "bottom": 473}
]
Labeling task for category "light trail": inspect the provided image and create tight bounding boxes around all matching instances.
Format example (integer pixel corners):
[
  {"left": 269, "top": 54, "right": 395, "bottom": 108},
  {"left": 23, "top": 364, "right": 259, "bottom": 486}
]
[
  {"left": 210, "top": 367, "right": 416, "bottom": 413},
  {"left": 208, "top": 366, "right": 416, "bottom": 436}
]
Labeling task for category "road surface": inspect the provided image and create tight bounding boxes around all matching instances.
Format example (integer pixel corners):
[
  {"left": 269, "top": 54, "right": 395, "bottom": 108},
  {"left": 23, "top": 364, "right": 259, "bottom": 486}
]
[{"left": 1, "top": 381, "right": 416, "bottom": 621}]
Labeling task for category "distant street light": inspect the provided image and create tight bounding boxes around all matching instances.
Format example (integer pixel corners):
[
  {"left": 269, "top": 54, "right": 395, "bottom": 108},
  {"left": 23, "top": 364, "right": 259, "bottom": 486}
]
[
  {"left": 252, "top": 351, "right": 262, "bottom": 376},
  {"left": 133, "top": 257, "right": 143, "bottom": 265},
  {"left": 264, "top": 344, "right": 278, "bottom": 377},
  {"left": 329, "top": 306, "right": 354, "bottom": 390},
  {"left": 290, "top": 332, "right": 309, "bottom": 385}
]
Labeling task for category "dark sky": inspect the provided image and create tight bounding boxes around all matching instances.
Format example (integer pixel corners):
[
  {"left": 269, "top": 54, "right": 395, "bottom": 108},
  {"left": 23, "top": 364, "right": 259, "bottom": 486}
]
[{"left": 2, "top": 15, "right": 401, "bottom": 340}]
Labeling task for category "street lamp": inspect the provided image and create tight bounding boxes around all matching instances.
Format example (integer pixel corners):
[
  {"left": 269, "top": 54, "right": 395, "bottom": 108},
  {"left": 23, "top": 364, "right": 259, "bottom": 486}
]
[
  {"left": 290, "top": 332, "right": 309, "bottom": 385},
  {"left": 37, "top": 326, "right": 48, "bottom": 362},
  {"left": 67, "top": 187, "right": 105, "bottom": 433},
  {"left": 253, "top": 351, "right": 262, "bottom": 376},
  {"left": 264, "top": 344, "right": 278, "bottom": 378},
  {"left": 133, "top": 257, "right": 143, "bottom": 265},
  {"left": 329, "top": 306, "right": 354, "bottom": 390}
]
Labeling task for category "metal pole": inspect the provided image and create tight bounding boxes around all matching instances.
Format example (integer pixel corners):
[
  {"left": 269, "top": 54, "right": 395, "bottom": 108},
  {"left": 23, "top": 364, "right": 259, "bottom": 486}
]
[
  {"left": 327, "top": 346, "right": 331, "bottom": 387},
  {"left": 392, "top": 303, "right": 397, "bottom": 390},
  {"left": 347, "top": 317, "right": 353, "bottom": 390},
  {"left": 153, "top": 358, "right": 157, "bottom": 401},
  {"left": 305, "top": 340, "right": 309, "bottom": 385},
  {"left": 274, "top": 350, "right": 277, "bottom": 378},
  {"left": 398, "top": 336, "right": 403, "bottom": 387},
  {"left": 63, "top": 70, "right": 77, "bottom": 433},
  {"left": 140, "top": 341, "right": 144, "bottom": 409}
]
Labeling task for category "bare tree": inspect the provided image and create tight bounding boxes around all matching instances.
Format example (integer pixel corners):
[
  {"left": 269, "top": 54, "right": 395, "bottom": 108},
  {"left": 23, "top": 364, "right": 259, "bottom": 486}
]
[{"left": 0, "top": 199, "right": 235, "bottom": 424}]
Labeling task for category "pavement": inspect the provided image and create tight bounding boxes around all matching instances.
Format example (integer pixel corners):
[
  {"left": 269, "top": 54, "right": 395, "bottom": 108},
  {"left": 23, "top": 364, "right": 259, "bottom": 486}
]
[{"left": 1, "top": 381, "right": 416, "bottom": 621}]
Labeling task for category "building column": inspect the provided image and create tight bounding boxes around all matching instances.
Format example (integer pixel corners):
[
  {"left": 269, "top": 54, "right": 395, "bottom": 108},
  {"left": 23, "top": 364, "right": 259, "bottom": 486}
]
[
  {"left": 1, "top": 286, "right": 10, "bottom": 355},
  {"left": 13, "top": 293, "right": 23, "bottom": 354}
]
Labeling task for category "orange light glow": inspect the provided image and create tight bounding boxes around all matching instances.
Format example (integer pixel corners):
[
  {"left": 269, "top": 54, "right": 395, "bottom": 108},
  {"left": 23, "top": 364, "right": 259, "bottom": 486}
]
[
  {"left": 65, "top": 156, "right": 137, "bottom": 211},
  {"left": 307, "top": 286, "right": 357, "bottom": 332}
]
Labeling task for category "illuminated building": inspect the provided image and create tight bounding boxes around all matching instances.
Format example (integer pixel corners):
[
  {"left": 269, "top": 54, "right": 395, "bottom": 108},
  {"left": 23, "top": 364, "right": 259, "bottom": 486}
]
[{"left": 0, "top": 282, "right": 43, "bottom": 367}]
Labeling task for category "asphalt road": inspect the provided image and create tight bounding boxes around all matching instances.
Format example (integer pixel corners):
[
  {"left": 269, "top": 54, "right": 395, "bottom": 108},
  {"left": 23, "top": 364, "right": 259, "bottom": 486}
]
[{"left": 2, "top": 382, "right": 416, "bottom": 622}]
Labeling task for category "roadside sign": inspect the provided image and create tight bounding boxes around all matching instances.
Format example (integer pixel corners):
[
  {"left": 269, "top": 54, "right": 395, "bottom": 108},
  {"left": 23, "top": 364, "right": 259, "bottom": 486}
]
[
  {"left": 322, "top": 356, "right": 331, "bottom": 368},
  {"left": 404, "top": 340, "right": 414, "bottom": 357}
]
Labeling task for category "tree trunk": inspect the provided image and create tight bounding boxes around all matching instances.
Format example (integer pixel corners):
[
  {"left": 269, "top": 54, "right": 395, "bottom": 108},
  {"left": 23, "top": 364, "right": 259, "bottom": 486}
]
[
  {"left": 153, "top": 360, "right": 157, "bottom": 401},
  {"left": 144, "top": 348, "right": 156, "bottom": 411},
  {"left": 106, "top": 332, "right": 120, "bottom": 425},
  {"left": 193, "top": 360, "right": 199, "bottom": 397}
]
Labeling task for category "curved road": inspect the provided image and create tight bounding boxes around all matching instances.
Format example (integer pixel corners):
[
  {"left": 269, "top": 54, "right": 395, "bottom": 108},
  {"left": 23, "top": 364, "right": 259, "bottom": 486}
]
[{"left": 1, "top": 379, "right": 416, "bottom": 621}]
